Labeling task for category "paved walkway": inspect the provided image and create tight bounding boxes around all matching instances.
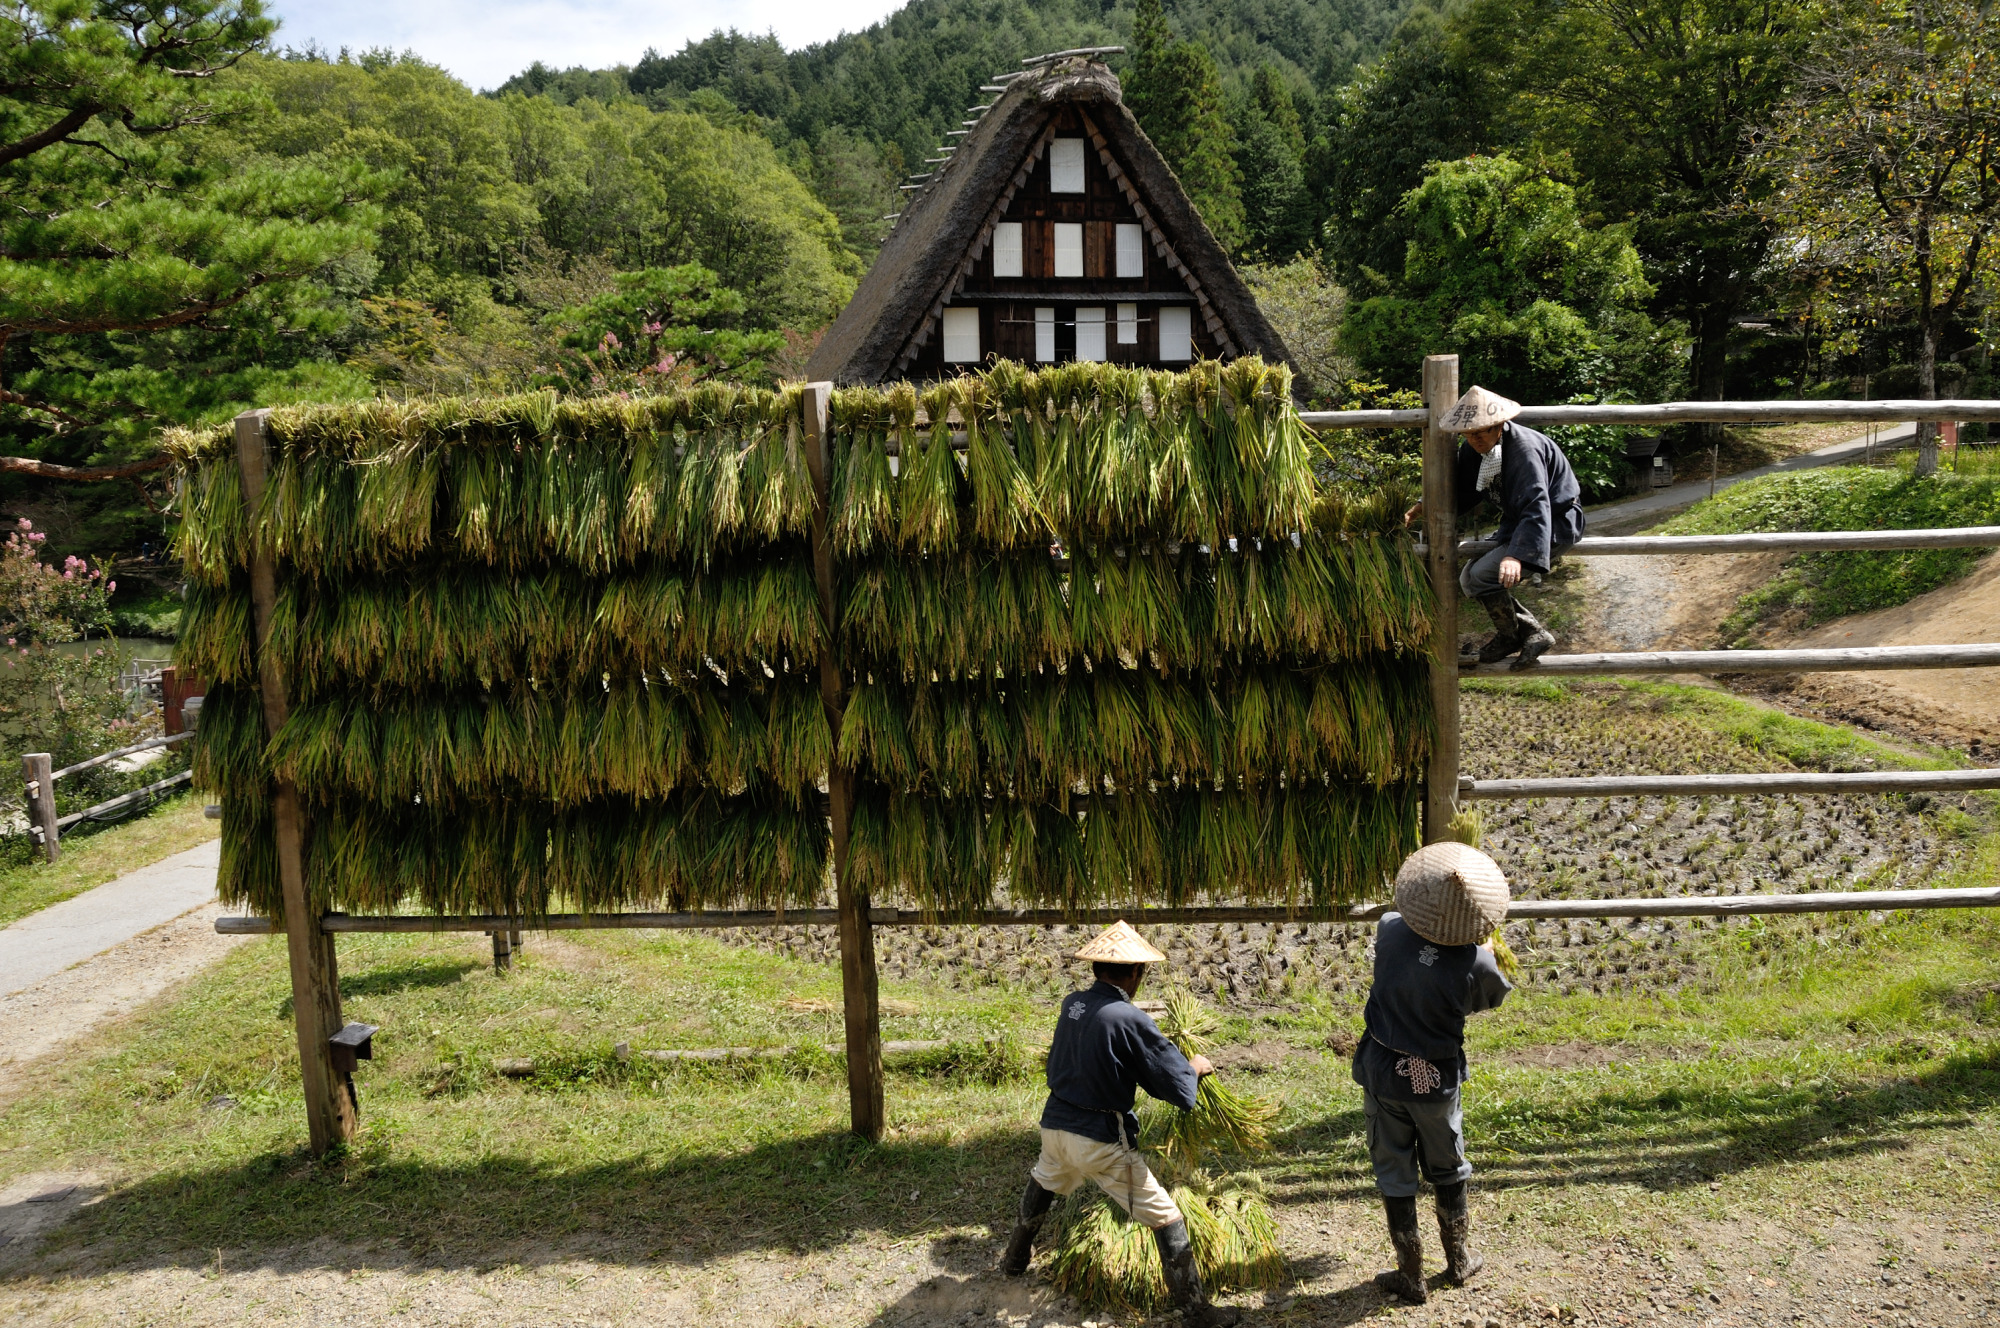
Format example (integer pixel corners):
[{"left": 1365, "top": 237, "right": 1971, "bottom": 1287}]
[
  {"left": 1588, "top": 422, "right": 1916, "bottom": 532},
  {"left": 0, "top": 839, "right": 243, "bottom": 1099},
  {"left": 0, "top": 839, "right": 220, "bottom": 998}
]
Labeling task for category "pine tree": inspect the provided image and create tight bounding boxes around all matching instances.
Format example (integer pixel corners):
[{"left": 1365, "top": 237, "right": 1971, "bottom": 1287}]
[
  {"left": 0, "top": 2, "right": 380, "bottom": 487},
  {"left": 1123, "top": 0, "right": 1246, "bottom": 251}
]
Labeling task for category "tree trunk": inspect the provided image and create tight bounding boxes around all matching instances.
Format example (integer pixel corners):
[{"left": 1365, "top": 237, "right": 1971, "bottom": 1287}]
[
  {"left": 1915, "top": 233, "right": 1940, "bottom": 478},
  {"left": 1690, "top": 281, "right": 1734, "bottom": 449}
]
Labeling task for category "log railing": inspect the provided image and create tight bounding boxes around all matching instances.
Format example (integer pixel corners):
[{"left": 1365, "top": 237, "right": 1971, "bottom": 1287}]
[
  {"left": 212, "top": 883, "right": 2000, "bottom": 936},
  {"left": 1301, "top": 398, "right": 2000, "bottom": 430},
  {"left": 21, "top": 730, "right": 194, "bottom": 863}
]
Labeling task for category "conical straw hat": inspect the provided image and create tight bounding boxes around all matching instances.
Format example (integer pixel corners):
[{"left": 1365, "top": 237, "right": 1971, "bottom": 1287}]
[
  {"left": 1074, "top": 920, "right": 1167, "bottom": 964},
  {"left": 1440, "top": 386, "right": 1520, "bottom": 432},
  {"left": 1392, "top": 842, "right": 1511, "bottom": 946}
]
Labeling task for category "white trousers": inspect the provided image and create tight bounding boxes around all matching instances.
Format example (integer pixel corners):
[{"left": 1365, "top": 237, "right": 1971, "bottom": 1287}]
[{"left": 1029, "top": 1127, "right": 1183, "bottom": 1229}]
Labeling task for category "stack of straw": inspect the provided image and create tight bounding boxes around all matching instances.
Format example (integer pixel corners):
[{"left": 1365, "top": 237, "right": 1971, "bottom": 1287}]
[{"left": 170, "top": 360, "right": 1430, "bottom": 922}]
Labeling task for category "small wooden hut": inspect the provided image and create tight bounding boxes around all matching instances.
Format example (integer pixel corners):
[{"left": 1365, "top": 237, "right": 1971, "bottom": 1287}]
[{"left": 806, "top": 52, "right": 1294, "bottom": 385}]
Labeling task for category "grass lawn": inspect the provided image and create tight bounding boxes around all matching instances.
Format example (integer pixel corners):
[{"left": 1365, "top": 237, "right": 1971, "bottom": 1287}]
[
  {"left": 0, "top": 792, "right": 216, "bottom": 928},
  {"left": 0, "top": 683, "right": 1994, "bottom": 1325}
]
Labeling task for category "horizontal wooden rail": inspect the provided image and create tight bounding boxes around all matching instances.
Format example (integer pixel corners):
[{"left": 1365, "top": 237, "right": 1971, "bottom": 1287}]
[
  {"left": 214, "top": 886, "right": 2000, "bottom": 936},
  {"left": 1419, "top": 526, "right": 2000, "bottom": 558},
  {"left": 1459, "top": 768, "right": 2000, "bottom": 800},
  {"left": 1301, "top": 398, "right": 2000, "bottom": 431},
  {"left": 54, "top": 768, "right": 193, "bottom": 830},
  {"left": 1481, "top": 643, "right": 2000, "bottom": 675},
  {"left": 48, "top": 730, "right": 191, "bottom": 782}
]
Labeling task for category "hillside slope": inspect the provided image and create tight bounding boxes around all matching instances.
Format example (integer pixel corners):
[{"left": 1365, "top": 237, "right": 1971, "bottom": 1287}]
[{"left": 502, "top": 0, "right": 1412, "bottom": 169}]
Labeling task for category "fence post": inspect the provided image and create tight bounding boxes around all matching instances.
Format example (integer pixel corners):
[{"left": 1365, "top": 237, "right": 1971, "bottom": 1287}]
[
  {"left": 1421, "top": 355, "right": 1461, "bottom": 844},
  {"left": 234, "top": 407, "right": 357, "bottom": 1155},
  {"left": 22, "top": 753, "right": 58, "bottom": 863},
  {"left": 802, "top": 380, "right": 885, "bottom": 1142}
]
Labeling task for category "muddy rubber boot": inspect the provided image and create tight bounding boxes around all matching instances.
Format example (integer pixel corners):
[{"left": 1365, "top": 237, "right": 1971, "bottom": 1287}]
[
  {"left": 1373, "top": 1195, "right": 1428, "bottom": 1304},
  {"left": 1473, "top": 591, "right": 1525, "bottom": 665},
  {"left": 998, "top": 1178, "right": 1056, "bottom": 1275},
  {"left": 1434, "top": 1181, "right": 1485, "bottom": 1285},
  {"left": 1154, "top": 1219, "right": 1241, "bottom": 1327},
  {"left": 1510, "top": 603, "right": 1556, "bottom": 671}
]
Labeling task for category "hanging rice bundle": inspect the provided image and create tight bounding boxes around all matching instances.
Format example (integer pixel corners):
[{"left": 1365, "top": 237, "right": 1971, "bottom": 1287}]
[{"left": 178, "top": 361, "right": 1432, "bottom": 925}]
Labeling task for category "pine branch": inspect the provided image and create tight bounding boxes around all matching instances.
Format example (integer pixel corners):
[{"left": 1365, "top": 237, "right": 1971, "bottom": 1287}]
[{"left": 0, "top": 451, "right": 173, "bottom": 482}]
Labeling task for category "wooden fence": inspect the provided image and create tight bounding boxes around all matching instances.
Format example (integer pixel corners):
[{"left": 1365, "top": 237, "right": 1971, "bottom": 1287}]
[{"left": 209, "top": 374, "right": 2000, "bottom": 1152}]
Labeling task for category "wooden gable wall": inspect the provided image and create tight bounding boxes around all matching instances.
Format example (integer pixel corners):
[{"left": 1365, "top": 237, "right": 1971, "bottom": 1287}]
[{"left": 902, "top": 104, "right": 1222, "bottom": 379}]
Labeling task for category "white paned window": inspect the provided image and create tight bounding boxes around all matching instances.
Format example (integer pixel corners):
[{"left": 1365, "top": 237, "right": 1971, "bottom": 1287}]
[
  {"left": 1054, "top": 223, "right": 1083, "bottom": 278},
  {"left": 1116, "top": 223, "right": 1145, "bottom": 278},
  {"left": 1035, "top": 307, "right": 1056, "bottom": 362},
  {"left": 941, "top": 307, "right": 981, "bottom": 363},
  {"left": 1076, "top": 307, "right": 1106, "bottom": 362},
  {"left": 992, "top": 222, "right": 1023, "bottom": 277},
  {"left": 1117, "top": 303, "right": 1138, "bottom": 345},
  {"left": 1158, "top": 306, "right": 1192, "bottom": 362},
  {"left": 1050, "top": 138, "right": 1086, "bottom": 192}
]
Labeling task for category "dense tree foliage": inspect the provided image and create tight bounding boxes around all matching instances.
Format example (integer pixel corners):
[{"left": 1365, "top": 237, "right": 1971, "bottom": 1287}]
[
  {"left": 1751, "top": 0, "right": 2000, "bottom": 472},
  {"left": 1340, "top": 156, "right": 1681, "bottom": 407},
  {"left": 1126, "top": 0, "right": 1245, "bottom": 248}
]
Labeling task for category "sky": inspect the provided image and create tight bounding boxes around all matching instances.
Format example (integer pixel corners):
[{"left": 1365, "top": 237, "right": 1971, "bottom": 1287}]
[{"left": 266, "top": 0, "right": 906, "bottom": 91}]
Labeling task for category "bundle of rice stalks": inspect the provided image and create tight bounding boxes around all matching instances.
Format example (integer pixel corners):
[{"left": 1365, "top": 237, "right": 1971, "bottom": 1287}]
[
  {"left": 1149, "top": 989, "right": 1279, "bottom": 1169},
  {"left": 168, "top": 385, "right": 812, "bottom": 584},
  {"left": 847, "top": 779, "right": 1420, "bottom": 916},
  {"left": 839, "top": 657, "right": 1429, "bottom": 795},
  {"left": 1044, "top": 1178, "right": 1287, "bottom": 1315}
]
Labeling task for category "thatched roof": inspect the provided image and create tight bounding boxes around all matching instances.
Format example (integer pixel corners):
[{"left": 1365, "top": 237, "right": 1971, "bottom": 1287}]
[{"left": 806, "top": 56, "right": 1294, "bottom": 385}]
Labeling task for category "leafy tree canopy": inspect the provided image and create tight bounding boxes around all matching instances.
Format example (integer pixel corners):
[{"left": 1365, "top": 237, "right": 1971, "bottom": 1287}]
[{"left": 1340, "top": 154, "right": 1681, "bottom": 406}]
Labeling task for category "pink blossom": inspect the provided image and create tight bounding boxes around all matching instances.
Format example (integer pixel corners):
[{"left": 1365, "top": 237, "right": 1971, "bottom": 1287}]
[
  {"left": 15, "top": 518, "right": 28, "bottom": 530},
  {"left": 5, "top": 638, "right": 13, "bottom": 647},
  {"left": 643, "top": 321, "right": 663, "bottom": 335},
  {"left": 107, "top": 580, "right": 115, "bottom": 592}
]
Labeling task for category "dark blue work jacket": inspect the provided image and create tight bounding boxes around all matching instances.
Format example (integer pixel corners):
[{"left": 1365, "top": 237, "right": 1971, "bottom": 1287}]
[
  {"left": 1351, "top": 913, "right": 1512, "bottom": 1102},
  {"left": 1452, "top": 421, "right": 1587, "bottom": 574},
  {"left": 1040, "top": 981, "right": 1200, "bottom": 1145}
]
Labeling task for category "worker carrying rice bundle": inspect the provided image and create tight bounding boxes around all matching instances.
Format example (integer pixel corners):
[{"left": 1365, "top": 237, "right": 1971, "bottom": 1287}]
[
  {"left": 998, "top": 921, "right": 1241, "bottom": 1328},
  {"left": 1407, "top": 385, "right": 1587, "bottom": 668},
  {"left": 1355, "top": 842, "right": 1514, "bottom": 1305}
]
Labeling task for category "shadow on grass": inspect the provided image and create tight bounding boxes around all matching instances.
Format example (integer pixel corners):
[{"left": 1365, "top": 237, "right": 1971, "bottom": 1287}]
[
  {"left": 11, "top": 1046, "right": 1996, "bottom": 1281},
  {"left": 275, "top": 961, "right": 485, "bottom": 1019},
  {"left": 1272, "top": 1041, "right": 2000, "bottom": 1203}
]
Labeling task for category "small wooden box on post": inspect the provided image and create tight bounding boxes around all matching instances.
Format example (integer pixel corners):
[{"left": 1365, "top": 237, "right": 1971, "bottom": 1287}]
[
  {"left": 1421, "top": 355, "right": 1461, "bottom": 844},
  {"left": 800, "top": 382, "right": 886, "bottom": 1141},
  {"left": 233, "top": 408, "right": 359, "bottom": 1154}
]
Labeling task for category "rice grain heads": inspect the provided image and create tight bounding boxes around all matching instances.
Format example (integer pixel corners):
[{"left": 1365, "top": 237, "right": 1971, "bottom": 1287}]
[{"left": 175, "top": 361, "right": 1431, "bottom": 920}]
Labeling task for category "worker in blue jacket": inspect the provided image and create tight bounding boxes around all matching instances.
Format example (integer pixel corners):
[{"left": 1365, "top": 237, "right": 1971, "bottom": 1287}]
[
  {"left": 1356, "top": 842, "right": 1514, "bottom": 1305},
  {"left": 1410, "top": 385, "right": 1587, "bottom": 668},
  {"left": 998, "top": 921, "right": 1239, "bottom": 1328}
]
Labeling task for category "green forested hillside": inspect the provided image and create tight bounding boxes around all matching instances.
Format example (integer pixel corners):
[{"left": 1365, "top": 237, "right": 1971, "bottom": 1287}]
[{"left": 501, "top": 0, "right": 1413, "bottom": 180}]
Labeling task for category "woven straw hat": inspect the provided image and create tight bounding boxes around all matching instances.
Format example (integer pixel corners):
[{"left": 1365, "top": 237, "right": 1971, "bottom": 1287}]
[
  {"left": 1392, "top": 842, "right": 1511, "bottom": 946},
  {"left": 1440, "top": 386, "right": 1521, "bottom": 432},
  {"left": 1074, "top": 920, "right": 1167, "bottom": 964}
]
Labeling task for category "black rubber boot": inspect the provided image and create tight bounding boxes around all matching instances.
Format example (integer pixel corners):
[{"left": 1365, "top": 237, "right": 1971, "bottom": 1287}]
[
  {"left": 1511, "top": 603, "right": 1556, "bottom": 670},
  {"left": 998, "top": 1178, "right": 1056, "bottom": 1275},
  {"left": 1154, "top": 1219, "right": 1241, "bottom": 1327},
  {"left": 1473, "top": 591, "right": 1525, "bottom": 664},
  {"left": 1374, "top": 1195, "right": 1428, "bottom": 1304},
  {"left": 1434, "top": 1181, "right": 1485, "bottom": 1285}
]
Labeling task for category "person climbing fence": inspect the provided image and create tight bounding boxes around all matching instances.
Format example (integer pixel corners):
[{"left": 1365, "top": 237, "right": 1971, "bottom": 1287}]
[{"left": 1407, "top": 385, "right": 1587, "bottom": 669}]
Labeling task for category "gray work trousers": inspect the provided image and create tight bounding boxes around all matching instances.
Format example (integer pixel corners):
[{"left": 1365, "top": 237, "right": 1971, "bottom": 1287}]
[
  {"left": 1363, "top": 1088, "right": 1472, "bottom": 1197},
  {"left": 1459, "top": 542, "right": 1574, "bottom": 599}
]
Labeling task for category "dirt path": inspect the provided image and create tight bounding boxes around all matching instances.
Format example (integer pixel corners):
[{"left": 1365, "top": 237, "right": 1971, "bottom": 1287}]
[
  {"left": 0, "top": 841, "right": 249, "bottom": 1106},
  {"left": 0, "top": 1188, "right": 1990, "bottom": 1326}
]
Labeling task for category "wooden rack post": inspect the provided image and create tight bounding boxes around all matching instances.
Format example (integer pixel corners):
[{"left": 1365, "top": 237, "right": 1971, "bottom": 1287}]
[
  {"left": 235, "top": 408, "right": 357, "bottom": 1154},
  {"left": 802, "top": 381, "right": 885, "bottom": 1141},
  {"left": 1421, "top": 354, "right": 1460, "bottom": 843}
]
